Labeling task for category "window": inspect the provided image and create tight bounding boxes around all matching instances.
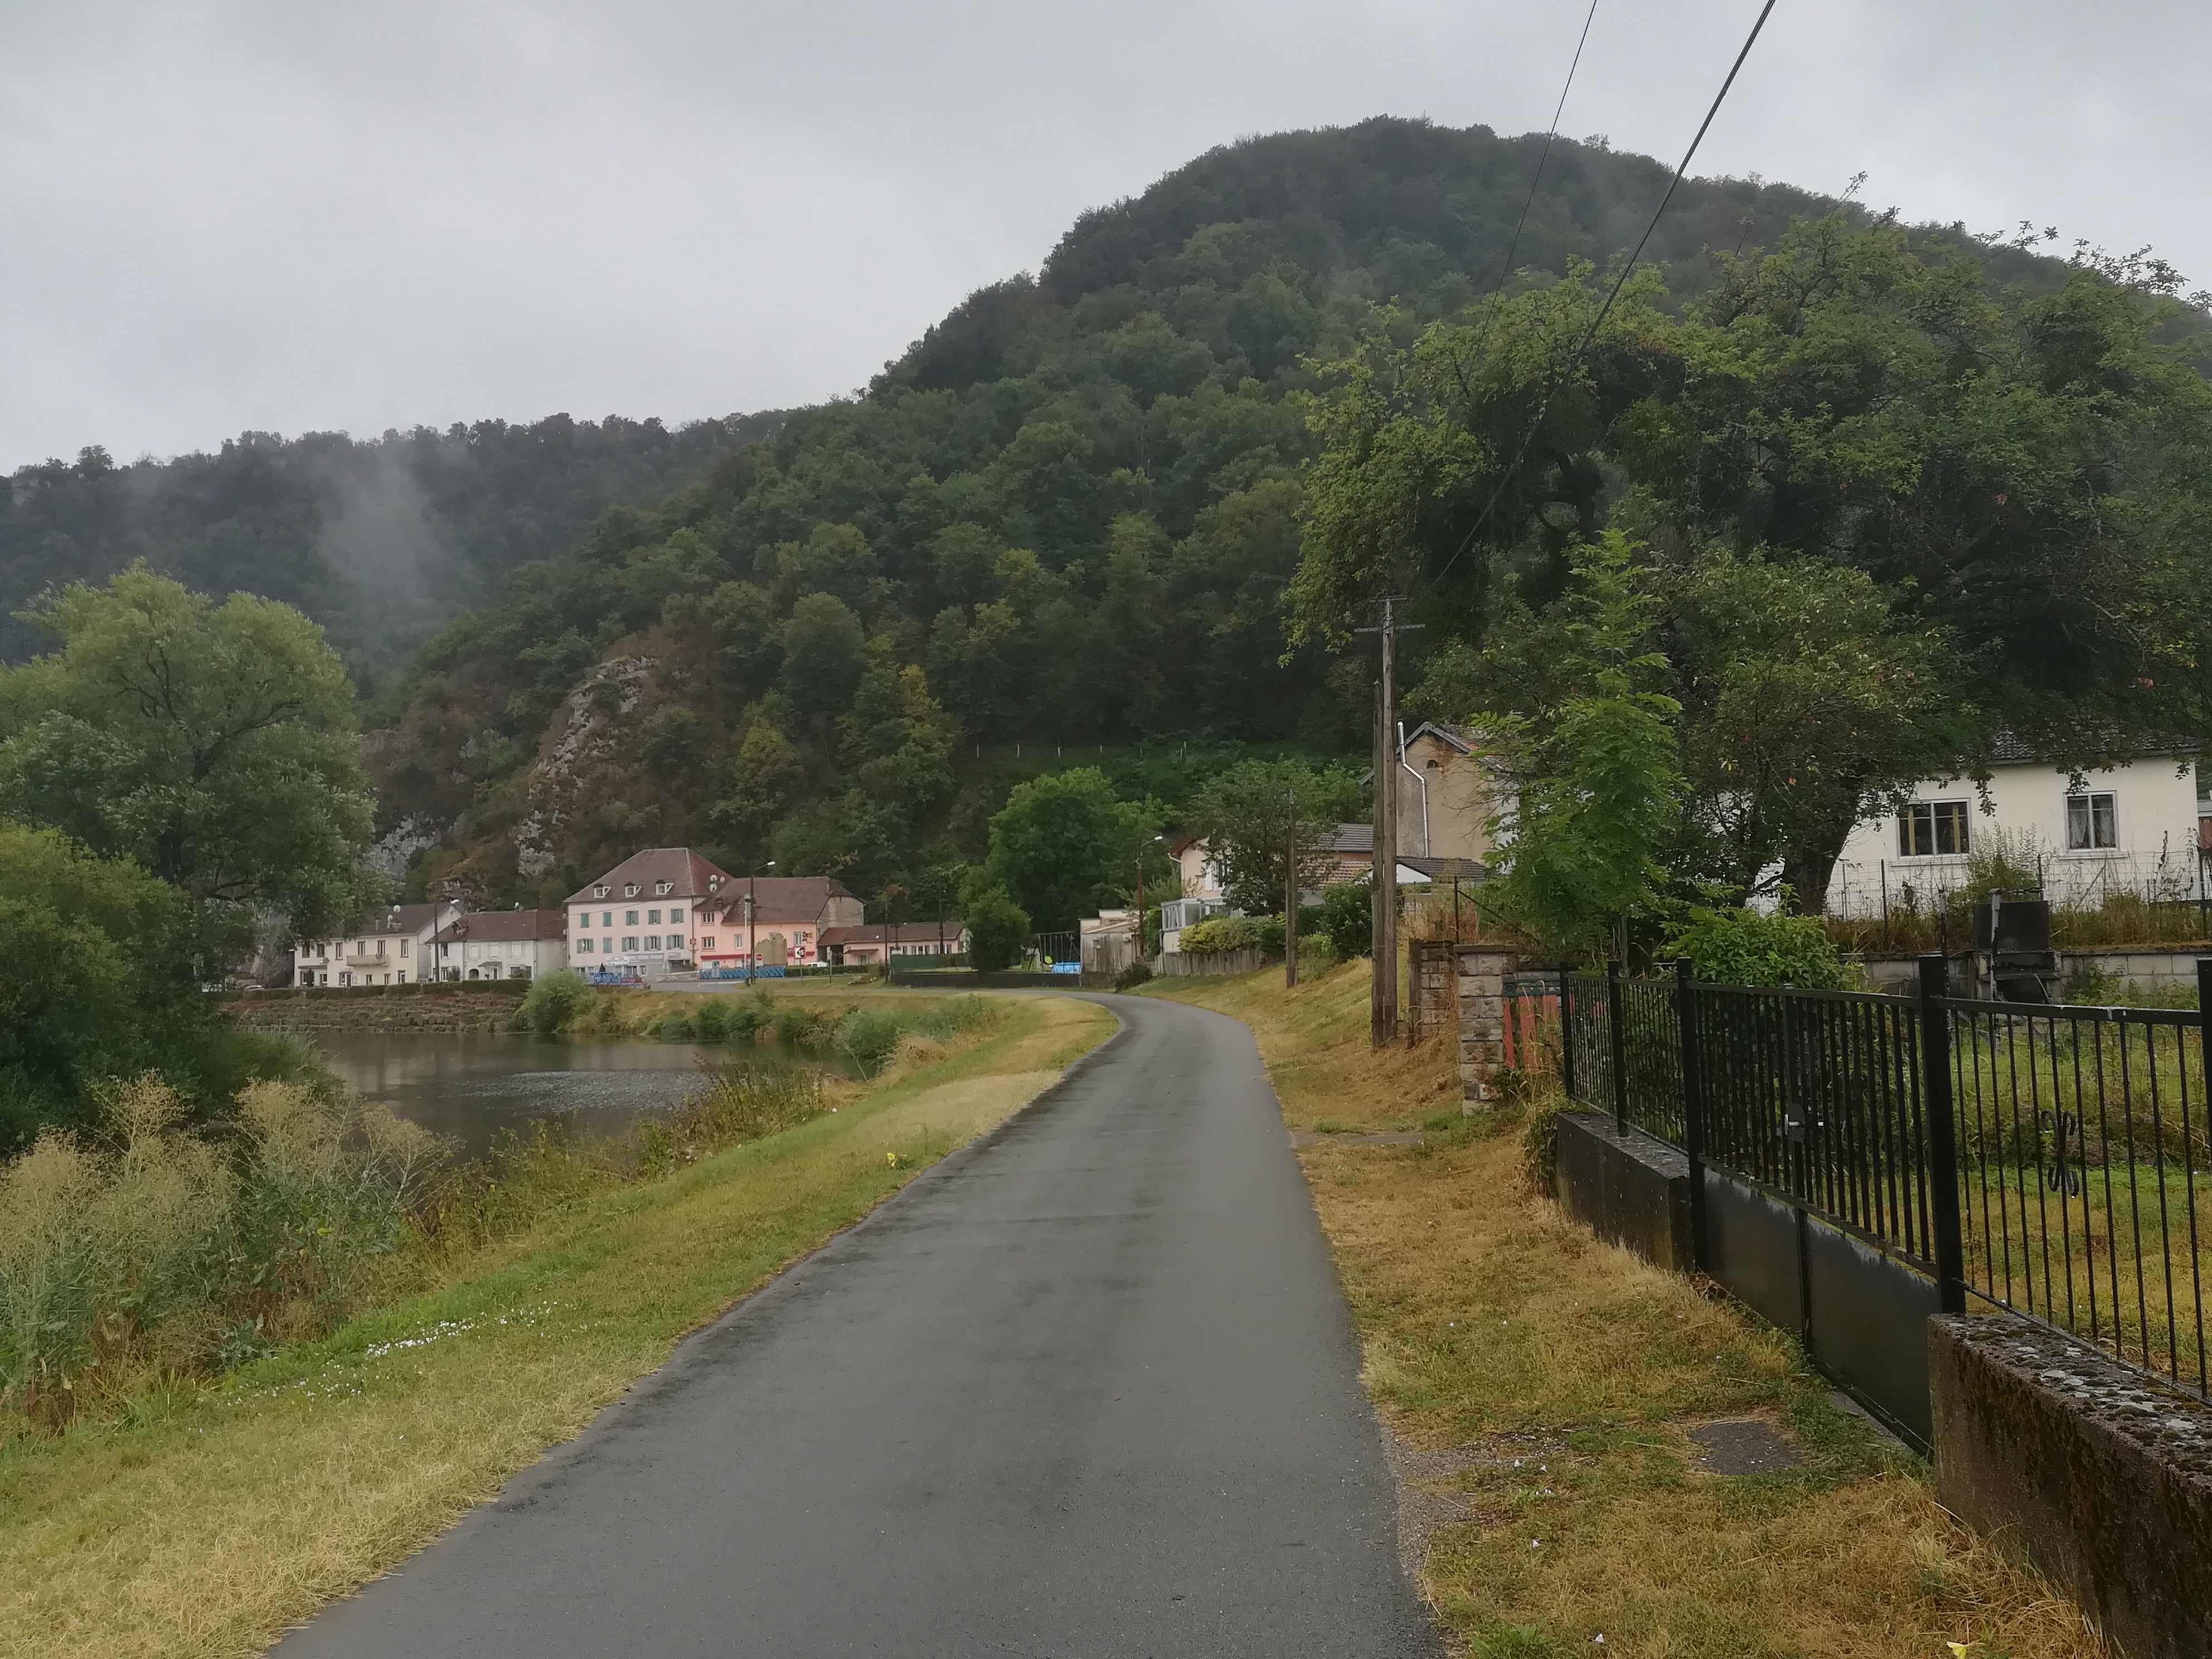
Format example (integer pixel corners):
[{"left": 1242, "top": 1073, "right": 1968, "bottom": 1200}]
[
  {"left": 644, "top": 935, "right": 661, "bottom": 950},
  {"left": 400, "top": 938, "right": 409, "bottom": 957},
  {"left": 2067, "top": 792, "right": 2118, "bottom": 851},
  {"left": 668, "top": 905, "right": 683, "bottom": 922},
  {"left": 578, "top": 938, "right": 594, "bottom": 954},
  {"left": 625, "top": 909, "right": 639, "bottom": 925},
  {"left": 601, "top": 911, "right": 612, "bottom": 928},
  {"left": 622, "top": 936, "right": 638, "bottom": 952},
  {"left": 702, "top": 936, "right": 716, "bottom": 952},
  {"left": 647, "top": 909, "right": 661, "bottom": 924},
  {"left": 625, "top": 882, "right": 639, "bottom": 897},
  {"left": 656, "top": 880, "right": 672, "bottom": 895},
  {"left": 1899, "top": 801, "right": 1971, "bottom": 857},
  {"left": 396, "top": 971, "right": 406, "bottom": 984},
  {"left": 594, "top": 885, "right": 609, "bottom": 899}
]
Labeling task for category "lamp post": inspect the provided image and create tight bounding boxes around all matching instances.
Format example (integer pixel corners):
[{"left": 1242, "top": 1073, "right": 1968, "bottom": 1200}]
[{"left": 748, "top": 861, "right": 775, "bottom": 984}]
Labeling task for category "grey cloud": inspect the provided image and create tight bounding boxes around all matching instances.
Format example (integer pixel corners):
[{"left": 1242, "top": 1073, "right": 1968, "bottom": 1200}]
[{"left": 6, "top": 0, "right": 2206, "bottom": 467}]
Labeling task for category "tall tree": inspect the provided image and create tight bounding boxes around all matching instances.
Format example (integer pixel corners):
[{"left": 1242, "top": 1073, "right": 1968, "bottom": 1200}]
[
  {"left": 984, "top": 768, "right": 1160, "bottom": 933},
  {"left": 0, "top": 565, "right": 377, "bottom": 957},
  {"left": 1185, "top": 758, "right": 1357, "bottom": 914}
]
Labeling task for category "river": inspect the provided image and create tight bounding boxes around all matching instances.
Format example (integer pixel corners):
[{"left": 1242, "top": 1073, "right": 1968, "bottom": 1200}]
[{"left": 311, "top": 1031, "right": 725, "bottom": 1157}]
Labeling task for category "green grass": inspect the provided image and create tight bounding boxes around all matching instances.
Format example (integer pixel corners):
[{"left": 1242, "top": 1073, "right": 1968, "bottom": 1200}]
[{"left": 0, "top": 995, "right": 1115, "bottom": 1659}]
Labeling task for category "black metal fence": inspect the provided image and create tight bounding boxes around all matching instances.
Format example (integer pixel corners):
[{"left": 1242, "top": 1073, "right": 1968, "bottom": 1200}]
[{"left": 1558, "top": 957, "right": 2211, "bottom": 1403}]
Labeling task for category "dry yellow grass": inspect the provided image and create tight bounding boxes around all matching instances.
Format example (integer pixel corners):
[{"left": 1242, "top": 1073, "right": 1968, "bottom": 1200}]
[
  {"left": 1147, "top": 962, "right": 2107, "bottom": 1659},
  {"left": 0, "top": 995, "right": 1114, "bottom": 1659}
]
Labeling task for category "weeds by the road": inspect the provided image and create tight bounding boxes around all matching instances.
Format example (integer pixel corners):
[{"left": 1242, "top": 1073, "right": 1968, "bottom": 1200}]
[
  {"left": 1146, "top": 962, "right": 2107, "bottom": 1659},
  {"left": 0, "top": 995, "right": 1114, "bottom": 1659}
]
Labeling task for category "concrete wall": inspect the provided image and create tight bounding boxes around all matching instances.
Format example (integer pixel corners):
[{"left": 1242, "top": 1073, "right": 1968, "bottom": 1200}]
[
  {"left": 1553, "top": 1112, "right": 1694, "bottom": 1273},
  {"left": 1827, "top": 756, "right": 2201, "bottom": 918},
  {"left": 1854, "top": 946, "right": 2210, "bottom": 997},
  {"left": 1931, "top": 1316, "right": 2212, "bottom": 1658}
]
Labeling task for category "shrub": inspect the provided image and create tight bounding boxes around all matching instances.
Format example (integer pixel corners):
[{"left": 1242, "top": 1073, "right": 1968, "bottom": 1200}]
[
  {"left": 832, "top": 1007, "right": 907, "bottom": 1076},
  {"left": 1177, "top": 915, "right": 1259, "bottom": 955},
  {"left": 1318, "top": 881, "right": 1372, "bottom": 960},
  {"left": 515, "top": 971, "right": 590, "bottom": 1034},
  {"left": 0, "top": 1074, "right": 446, "bottom": 1423},
  {"left": 667, "top": 1063, "right": 828, "bottom": 1151},
  {"left": 966, "top": 886, "right": 1032, "bottom": 972},
  {"left": 1113, "top": 960, "right": 1153, "bottom": 991},
  {"left": 653, "top": 1011, "right": 696, "bottom": 1041},
  {"left": 1661, "top": 904, "right": 1846, "bottom": 988},
  {"left": 690, "top": 1001, "right": 730, "bottom": 1041}
]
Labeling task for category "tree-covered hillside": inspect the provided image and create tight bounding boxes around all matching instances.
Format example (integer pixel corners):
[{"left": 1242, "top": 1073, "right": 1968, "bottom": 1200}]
[
  {"left": 367, "top": 115, "right": 2209, "bottom": 911},
  {"left": 0, "top": 411, "right": 784, "bottom": 695}
]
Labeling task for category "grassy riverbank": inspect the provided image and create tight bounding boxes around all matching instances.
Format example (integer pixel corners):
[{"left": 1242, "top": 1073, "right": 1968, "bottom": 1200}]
[
  {"left": 0, "top": 992, "right": 1113, "bottom": 1659},
  {"left": 1143, "top": 963, "right": 2106, "bottom": 1659}
]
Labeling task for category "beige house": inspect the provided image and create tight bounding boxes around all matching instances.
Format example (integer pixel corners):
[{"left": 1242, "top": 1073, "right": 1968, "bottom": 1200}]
[
  {"left": 1382, "top": 722, "right": 1496, "bottom": 864},
  {"left": 821, "top": 920, "right": 970, "bottom": 967},
  {"left": 293, "top": 901, "right": 463, "bottom": 987}
]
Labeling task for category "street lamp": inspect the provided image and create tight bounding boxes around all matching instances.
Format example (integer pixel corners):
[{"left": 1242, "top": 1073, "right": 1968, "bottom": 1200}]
[{"left": 748, "top": 861, "right": 775, "bottom": 984}]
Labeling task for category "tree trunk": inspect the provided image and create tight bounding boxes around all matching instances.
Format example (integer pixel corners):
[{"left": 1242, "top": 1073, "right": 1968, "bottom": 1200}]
[{"left": 1781, "top": 804, "right": 1862, "bottom": 917}]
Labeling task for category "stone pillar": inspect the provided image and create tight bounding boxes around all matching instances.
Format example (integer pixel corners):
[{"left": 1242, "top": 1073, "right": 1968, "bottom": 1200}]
[
  {"left": 1409, "top": 940, "right": 1456, "bottom": 1044},
  {"left": 1456, "top": 944, "right": 1517, "bottom": 1113}
]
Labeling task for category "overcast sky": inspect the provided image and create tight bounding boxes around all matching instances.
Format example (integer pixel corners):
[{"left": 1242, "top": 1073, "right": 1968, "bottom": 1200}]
[{"left": 6, "top": 0, "right": 2205, "bottom": 470}]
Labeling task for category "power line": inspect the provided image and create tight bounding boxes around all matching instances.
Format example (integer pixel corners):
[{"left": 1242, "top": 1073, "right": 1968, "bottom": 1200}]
[
  {"left": 1474, "top": 0, "right": 1603, "bottom": 327},
  {"left": 1421, "top": 0, "right": 1781, "bottom": 599}
]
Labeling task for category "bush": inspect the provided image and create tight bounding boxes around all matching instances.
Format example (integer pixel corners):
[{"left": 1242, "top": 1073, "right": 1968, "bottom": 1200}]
[
  {"left": 1113, "top": 960, "right": 1153, "bottom": 991},
  {"left": 665, "top": 1062, "right": 828, "bottom": 1152},
  {"left": 653, "top": 1011, "right": 696, "bottom": 1041},
  {"left": 832, "top": 1007, "right": 907, "bottom": 1075},
  {"left": 966, "top": 886, "right": 1032, "bottom": 972},
  {"left": 515, "top": 971, "right": 590, "bottom": 1034},
  {"left": 1177, "top": 915, "right": 1259, "bottom": 955},
  {"left": 1318, "top": 881, "right": 1372, "bottom": 960},
  {"left": 1661, "top": 905, "right": 1846, "bottom": 988}
]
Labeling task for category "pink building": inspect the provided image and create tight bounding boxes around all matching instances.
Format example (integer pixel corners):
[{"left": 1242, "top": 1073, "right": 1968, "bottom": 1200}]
[{"left": 690, "top": 876, "right": 863, "bottom": 974}]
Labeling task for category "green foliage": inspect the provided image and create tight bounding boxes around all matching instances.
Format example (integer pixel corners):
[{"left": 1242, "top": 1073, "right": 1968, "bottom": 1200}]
[
  {"left": 1317, "top": 881, "right": 1373, "bottom": 961},
  {"left": 964, "top": 885, "right": 1033, "bottom": 972},
  {"left": 0, "top": 822, "right": 206, "bottom": 1150},
  {"left": 1176, "top": 915, "right": 1261, "bottom": 955},
  {"left": 513, "top": 971, "right": 591, "bottom": 1035},
  {"left": 0, "top": 566, "right": 379, "bottom": 955},
  {"left": 0, "top": 1074, "right": 444, "bottom": 1422},
  {"left": 1661, "top": 905, "right": 1848, "bottom": 989},
  {"left": 984, "top": 768, "right": 1161, "bottom": 932},
  {"left": 1112, "top": 960, "right": 1153, "bottom": 991},
  {"left": 1297, "top": 212, "right": 2212, "bottom": 909},
  {"left": 1480, "top": 535, "right": 1686, "bottom": 958}
]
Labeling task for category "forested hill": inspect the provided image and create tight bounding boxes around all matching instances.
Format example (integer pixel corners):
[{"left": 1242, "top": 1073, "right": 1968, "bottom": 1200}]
[
  {"left": 0, "top": 411, "right": 785, "bottom": 692},
  {"left": 372, "top": 113, "right": 2209, "bottom": 910}
]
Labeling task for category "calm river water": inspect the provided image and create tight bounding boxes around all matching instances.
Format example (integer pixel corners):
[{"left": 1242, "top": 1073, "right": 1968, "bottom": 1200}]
[{"left": 311, "top": 1032, "right": 721, "bottom": 1156}]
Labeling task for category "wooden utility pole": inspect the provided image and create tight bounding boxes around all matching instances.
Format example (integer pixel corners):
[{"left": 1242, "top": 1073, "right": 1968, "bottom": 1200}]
[
  {"left": 1358, "top": 596, "right": 1418, "bottom": 1046},
  {"left": 1284, "top": 784, "right": 1299, "bottom": 989}
]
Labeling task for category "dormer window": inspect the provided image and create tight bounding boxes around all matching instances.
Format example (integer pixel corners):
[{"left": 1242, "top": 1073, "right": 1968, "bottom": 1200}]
[
  {"left": 593, "top": 885, "right": 609, "bottom": 899},
  {"left": 656, "top": 880, "right": 672, "bottom": 895},
  {"left": 624, "top": 882, "right": 639, "bottom": 898}
]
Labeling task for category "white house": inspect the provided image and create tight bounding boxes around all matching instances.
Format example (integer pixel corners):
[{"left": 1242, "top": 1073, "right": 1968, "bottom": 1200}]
[
  {"left": 1825, "top": 740, "right": 2203, "bottom": 919},
  {"left": 429, "top": 910, "right": 569, "bottom": 982},
  {"left": 293, "top": 900, "right": 463, "bottom": 987}
]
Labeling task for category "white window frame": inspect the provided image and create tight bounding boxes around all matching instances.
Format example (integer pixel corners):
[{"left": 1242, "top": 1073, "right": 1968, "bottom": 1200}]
[{"left": 2065, "top": 790, "right": 2120, "bottom": 853}]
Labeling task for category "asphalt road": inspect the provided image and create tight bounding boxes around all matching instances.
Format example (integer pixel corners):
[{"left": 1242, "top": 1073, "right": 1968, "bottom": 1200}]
[{"left": 274, "top": 993, "right": 1437, "bottom": 1658}]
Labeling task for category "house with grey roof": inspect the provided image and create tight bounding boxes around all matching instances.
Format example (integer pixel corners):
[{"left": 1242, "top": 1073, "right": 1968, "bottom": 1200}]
[{"left": 293, "top": 900, "right": 464, "bottom": 987}]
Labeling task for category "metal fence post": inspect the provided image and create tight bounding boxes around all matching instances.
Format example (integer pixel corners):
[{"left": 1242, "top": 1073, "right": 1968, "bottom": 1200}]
[
  {"left": 1675, "top": 958, "right": 1709, "bottom": 1271},
  {"left": 1607, "top": 957, "right": 1629, "bottom": 1137},
  {"left": 2198, "top": 959, "right": 2212, "bottom": 1120},
  {"left": 1556, "top": 961, "right": 1576, "bottom": 1106},
  {"left": 1918, "top": 953, "right": 1968, "bottom": 1316}
]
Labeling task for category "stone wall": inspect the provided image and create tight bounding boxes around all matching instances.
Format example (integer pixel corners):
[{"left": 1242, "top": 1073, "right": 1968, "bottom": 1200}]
[
  {"left": 1930, "top": 1315, "right": 2212, "bottom": 1658},
  {"left": 1408, "top": 940, "right": 1457, "bottom": 1044},
  {"left": 1453, "top": 944, "right": 1516, "bottom": 1112}
]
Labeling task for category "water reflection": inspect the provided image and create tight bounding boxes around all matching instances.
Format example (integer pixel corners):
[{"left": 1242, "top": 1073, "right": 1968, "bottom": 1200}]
[{"left": 311, "top": 1032, "right": 717, "bottom": 1157}]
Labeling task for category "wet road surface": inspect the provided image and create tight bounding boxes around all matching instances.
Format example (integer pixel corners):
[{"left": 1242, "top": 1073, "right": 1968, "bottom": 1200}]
[{"left": 274, "top": 993, "right": 1436, "bottom": 1657}]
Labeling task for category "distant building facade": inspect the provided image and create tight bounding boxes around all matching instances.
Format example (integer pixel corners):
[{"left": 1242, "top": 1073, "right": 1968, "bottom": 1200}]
[
  {"left": 690, "top": 876, "right": 864, "bottom": 974},
  {"left": 293, "top": 901, "right": 463, "bottom": 987},
  {"left": 429, "top": 910, "right": 569, "bottom": 982},
  {"left": 564, "top": 847, "right": 735, "bottom": 981},
  {"left": 820, "top": 920, "right": 970, "bottom": 967}
]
